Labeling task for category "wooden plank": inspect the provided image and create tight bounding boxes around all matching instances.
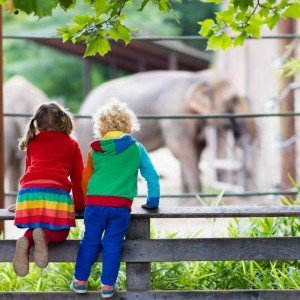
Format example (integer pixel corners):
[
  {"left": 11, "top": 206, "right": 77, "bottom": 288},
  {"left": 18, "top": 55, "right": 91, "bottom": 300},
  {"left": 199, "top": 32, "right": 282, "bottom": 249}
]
[
  {"left": 1, "top": 290, "right": 300, "bottom": 300},
  {"left": 2, "top": 237, "right": 300, "bottom": 262},
  {"left": 2, "top": 206, "right": 300, "bottom": 220},
  {"left": 126, "top": 219, "right": 151, "bottom": 291}
]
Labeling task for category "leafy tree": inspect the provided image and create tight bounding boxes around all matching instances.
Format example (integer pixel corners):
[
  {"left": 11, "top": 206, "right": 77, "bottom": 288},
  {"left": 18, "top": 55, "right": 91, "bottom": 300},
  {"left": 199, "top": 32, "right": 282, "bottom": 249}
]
[
  {"left": 3, "top": 0, "right": 176, "bottom": 57},
  {"left": 3, "top": 0, "right": 300, "bottom": 57},
  {"left": 199, "top": 0, "right": 300, "bottom": 51}
]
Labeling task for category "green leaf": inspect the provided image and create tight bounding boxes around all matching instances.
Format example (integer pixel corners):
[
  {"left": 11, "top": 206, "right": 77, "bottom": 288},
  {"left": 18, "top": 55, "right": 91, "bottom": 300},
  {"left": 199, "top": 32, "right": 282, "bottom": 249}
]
[
  {"left": 116, "top": 24, "right": 131, "bottom": 44},
  {"left": 234, "top": 31, "right": 247, "bottom": 46},
  {"left": 109, "top": 24, "right": 132, "bottom": 44},
  {"left": 73, "top": 14, "right": 94, "bottom": 26},
  {"left": 259, "top": 7, "right": 270, "bottom": 18},
  {"left": 233, "top": 0, "right": 254, "bottom": 13},
  {"left": 202, "top": 0, "right": 223, "bottom": 3},
  {"left": 207, "top": 33, "right": 233, "bottom": 50},
  {"left": 276, "top": 0, "right": 289, "bottom": 10},
  {"left": 84, "top": 35, "right": 111, "bottom": 57},
  {"left": 216, "top": 7, "right": 236, "bottom": 24},
  {"left": 158, "top": 0, "right": 172, "bottom": 12},
  {"left": 245, "top": 23, "right": 261, "bottom": 38},
  {"left": 58, "top": 0, "right": 76, "bottom": 11},
  {"left": 93, "top": 0, "right": 111, "bottom": 16},
  {"left": 282, "top": 3, "right": 300, "bottom": 19},
  {"left": 138, "top": 0, "right": 150, "bottom": 11},
  {"left": 266, "top": 13, "right": 280, "bottom": 30},
  {"left": 198, "top": 19, "right": 215, "bottom": 37},
  {"left": 57, "top": 26, "right": 74, "bottom": 42},
  {"left": 14, "top": 0, "right": 59, "bottom": 17}
]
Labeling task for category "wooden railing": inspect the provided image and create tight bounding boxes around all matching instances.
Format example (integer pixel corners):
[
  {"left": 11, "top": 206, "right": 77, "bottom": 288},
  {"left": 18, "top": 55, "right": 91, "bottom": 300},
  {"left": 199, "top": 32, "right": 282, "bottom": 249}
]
[{"left": 1, "top": 206, "right": 300, "bottom": 299}]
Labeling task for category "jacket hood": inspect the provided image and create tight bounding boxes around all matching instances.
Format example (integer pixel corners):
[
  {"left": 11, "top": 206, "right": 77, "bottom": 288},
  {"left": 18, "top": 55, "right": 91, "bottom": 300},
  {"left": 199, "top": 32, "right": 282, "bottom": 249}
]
[{"left": 90, "top": 134, "right": 137, "bottom": 155}]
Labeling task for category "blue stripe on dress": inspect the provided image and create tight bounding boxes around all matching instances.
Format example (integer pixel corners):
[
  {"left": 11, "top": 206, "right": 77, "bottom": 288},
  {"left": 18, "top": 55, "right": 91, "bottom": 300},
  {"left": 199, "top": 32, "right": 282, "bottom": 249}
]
[{"left": 18, "top": 187, "right": 70, "bottom": 196}]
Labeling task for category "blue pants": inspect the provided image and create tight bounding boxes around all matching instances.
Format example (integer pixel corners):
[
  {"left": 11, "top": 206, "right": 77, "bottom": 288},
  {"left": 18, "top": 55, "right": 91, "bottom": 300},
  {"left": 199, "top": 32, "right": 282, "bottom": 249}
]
[{"left": 74, "top": 206, "right": 131, "bottom": 285}]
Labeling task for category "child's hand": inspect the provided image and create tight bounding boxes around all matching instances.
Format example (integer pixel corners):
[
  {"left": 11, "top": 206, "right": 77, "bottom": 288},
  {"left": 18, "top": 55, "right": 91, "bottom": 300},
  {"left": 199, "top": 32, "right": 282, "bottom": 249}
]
[
  {"left": 141, "top": 204, "right": 158, "bottom": 210},
  {"left": 8, "top": 204, "right": 16, "bottom": 212}
]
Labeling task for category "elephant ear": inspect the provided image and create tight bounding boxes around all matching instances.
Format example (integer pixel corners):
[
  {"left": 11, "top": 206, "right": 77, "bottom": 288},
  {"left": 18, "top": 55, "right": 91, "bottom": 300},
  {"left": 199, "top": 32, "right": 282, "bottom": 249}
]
[
  {"left": 210, "top": 79, "right": 234, "bottom": 111},
  {"left": 186, "top": 82, "right": 212, "bottom": 114}
]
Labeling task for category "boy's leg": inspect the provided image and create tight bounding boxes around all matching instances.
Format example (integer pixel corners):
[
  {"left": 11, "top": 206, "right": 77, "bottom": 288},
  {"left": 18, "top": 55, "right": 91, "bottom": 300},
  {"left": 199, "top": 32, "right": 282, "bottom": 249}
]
[
  {"left": 101, "top": 207, "right": 130, "bottom": 286},
  {"left": 74, "top": 206, "right": 105, "bottom": 281}
]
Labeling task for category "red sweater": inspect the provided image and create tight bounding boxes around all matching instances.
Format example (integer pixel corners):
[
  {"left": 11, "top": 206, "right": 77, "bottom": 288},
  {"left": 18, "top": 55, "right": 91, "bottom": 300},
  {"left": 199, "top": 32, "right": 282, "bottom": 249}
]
[{"left": 20, "top": 131, "right": 85, "bottom": 211}]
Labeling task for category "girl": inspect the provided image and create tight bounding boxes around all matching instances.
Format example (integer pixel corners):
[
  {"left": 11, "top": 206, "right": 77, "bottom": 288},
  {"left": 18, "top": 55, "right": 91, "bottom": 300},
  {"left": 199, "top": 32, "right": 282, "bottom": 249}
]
[
  {"left": 12, "top": 102, "right": 85, "bottom": 277},
  {"left": 70, "top": 98, "right": 160, "bottom": 298}
]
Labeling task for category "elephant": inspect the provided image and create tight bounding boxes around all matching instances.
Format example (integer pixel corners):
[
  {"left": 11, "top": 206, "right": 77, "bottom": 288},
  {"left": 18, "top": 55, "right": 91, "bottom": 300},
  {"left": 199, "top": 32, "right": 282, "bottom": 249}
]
[
  {"left": 4, "top": 75, "right": 50, "bottom": 206},
  {"left": 76, "top": 69, "right": 256, "bottom": 193}
]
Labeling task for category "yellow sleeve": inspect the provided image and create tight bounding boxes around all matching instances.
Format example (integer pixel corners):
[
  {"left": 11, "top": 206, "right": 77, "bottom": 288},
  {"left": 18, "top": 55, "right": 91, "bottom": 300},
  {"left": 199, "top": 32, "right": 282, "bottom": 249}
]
[{"left": 81, "top": 150, "right": 94, "bottom": 200}]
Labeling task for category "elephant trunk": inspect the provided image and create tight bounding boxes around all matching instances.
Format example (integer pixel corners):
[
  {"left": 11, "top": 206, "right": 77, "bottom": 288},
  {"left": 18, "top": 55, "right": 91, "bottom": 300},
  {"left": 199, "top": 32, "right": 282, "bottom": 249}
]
[
  {"left": 230, "top": 117, "right": 256, "bottom": 147},
  {"left": 230, "top": 117, "right": 243, "bottom": 140}
]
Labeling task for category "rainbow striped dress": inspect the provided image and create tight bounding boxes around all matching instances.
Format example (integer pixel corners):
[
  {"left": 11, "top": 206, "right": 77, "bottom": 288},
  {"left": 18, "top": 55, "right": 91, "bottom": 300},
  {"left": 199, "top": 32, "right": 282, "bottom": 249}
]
[{"left": 14, "top": 187, "right": 76, "bottom": 230}]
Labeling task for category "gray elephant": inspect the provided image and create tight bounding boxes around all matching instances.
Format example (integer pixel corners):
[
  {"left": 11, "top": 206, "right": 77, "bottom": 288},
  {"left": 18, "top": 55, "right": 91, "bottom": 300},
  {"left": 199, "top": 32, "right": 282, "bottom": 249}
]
[
  {"left": 76, "top": 69, "right": 256, "bottom": 193},
  {"left": 4, "top": 75, "right": 49, "bottom": 205}
]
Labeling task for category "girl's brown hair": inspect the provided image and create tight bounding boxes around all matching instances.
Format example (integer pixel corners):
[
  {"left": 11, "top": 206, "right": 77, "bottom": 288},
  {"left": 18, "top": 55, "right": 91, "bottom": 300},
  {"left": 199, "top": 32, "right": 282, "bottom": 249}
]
[{"left": 18, "top": 102, "right": 73, "bottom": 150}]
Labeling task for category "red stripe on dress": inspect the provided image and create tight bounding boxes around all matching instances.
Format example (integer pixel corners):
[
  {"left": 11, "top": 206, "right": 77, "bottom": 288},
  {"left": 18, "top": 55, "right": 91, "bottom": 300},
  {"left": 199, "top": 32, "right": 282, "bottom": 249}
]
[
  {"left": 20, "top": 182, "right": 69, "bottom": 192},
  {"left": 15, "top": 215, "right": 75, "bottom": 227},
  {"left": 85, "top": 195, "right": 132, "bottom": 211},
  {"left": 15, "top": 208, "right": 74, "bottom": 219}
]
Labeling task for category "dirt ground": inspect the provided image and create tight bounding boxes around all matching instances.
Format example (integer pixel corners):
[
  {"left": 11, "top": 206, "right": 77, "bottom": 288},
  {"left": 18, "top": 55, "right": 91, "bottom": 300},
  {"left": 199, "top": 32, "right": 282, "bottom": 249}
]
[{"left": 5, "top": 148, "right": 281, "bottom": 239}]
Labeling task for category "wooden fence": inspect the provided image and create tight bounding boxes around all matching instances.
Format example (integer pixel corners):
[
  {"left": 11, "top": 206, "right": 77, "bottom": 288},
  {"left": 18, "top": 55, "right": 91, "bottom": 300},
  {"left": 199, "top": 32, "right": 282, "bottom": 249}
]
[{"left": 1, "top": 206, "right": 300, "bottom": 299}]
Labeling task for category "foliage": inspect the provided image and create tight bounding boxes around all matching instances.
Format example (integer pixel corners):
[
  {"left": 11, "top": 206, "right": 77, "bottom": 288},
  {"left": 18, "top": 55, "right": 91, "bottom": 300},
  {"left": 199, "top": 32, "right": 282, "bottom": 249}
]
[
  {"left": 198, "top": 0, "right": 300, "bottom": 50},
  {"left": 3, "top": 0, "right": 177, "bottom": 57},
  {"left": 3, "top": 0, "right": 300, "bottom": 58}
]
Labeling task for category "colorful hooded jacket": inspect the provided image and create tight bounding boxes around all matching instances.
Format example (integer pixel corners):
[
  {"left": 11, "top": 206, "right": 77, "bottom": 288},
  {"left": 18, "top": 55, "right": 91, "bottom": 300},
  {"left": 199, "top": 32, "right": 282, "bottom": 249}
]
[{"left": 82, "top": 131, "right": 160, "bottom": 210}]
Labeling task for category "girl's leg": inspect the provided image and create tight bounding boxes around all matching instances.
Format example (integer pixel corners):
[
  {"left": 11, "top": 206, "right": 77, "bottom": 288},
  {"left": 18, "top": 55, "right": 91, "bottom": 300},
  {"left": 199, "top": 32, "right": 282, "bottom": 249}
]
[
  {"left": 24, "top": 228, "right": 34, "bottom": 249},
  {"left": 101, "top": 207, "right": 130, "bottom": 286},
  {"left": 43, "top": 228, "right": 70, "bottom": 243},
  {"left": 32, "top": 228, "right": 48, "bottom": 268},
  {"left": 74, "top": 206, "right": 106, "bottom": 281},
  {"left": 13, "top": 229, "right": 34, "bottom": 277},
  {"left": 32, "top": 228, "right": 70, "bottom": 268}
]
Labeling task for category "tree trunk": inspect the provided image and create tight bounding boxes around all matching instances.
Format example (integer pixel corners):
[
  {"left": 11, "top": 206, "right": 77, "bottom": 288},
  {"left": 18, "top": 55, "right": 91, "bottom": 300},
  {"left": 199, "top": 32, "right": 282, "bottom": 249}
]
[{"left": 278, "top": 19, "right": 296, "bottom": 190}]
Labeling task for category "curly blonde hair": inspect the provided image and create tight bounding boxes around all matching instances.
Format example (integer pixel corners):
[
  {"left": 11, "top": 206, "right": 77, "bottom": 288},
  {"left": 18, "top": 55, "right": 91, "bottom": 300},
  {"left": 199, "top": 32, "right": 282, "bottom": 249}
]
[{"left": 93, "top": 98, "right": 140, "bottom": 138}]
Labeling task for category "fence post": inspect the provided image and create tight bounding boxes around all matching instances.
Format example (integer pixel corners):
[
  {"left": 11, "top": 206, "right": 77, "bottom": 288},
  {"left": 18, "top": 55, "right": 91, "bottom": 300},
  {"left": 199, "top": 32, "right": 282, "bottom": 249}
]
[{"left": 125, "top": 217, "right": 151, "bottom": 291}]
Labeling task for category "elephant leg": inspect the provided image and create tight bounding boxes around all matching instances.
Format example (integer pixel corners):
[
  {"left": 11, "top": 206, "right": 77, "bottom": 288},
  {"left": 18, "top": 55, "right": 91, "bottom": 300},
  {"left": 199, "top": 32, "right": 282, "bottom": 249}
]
[
  {"left": 5, "top": 152, "right": 22, "bottom": 207},
  {"left": 4, "top": 121, "right": 23, "bottom": 207},
  {"left": 180, "top": 135, "right": 207, "bottom": 193},
  {"left": 163, "top": 122, "right": 203, "bottom": 195}
]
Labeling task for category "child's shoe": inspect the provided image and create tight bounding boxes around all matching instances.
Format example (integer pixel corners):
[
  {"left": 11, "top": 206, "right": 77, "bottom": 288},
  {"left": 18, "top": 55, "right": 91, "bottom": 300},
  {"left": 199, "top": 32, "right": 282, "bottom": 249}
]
[
  {"left": 70, "top": 279, "right": 88, "bottom": 294},
  {"left": 101, "top": 284, "right": 117, "bottom": 298},
  {"left": 33, "top": 228, "right": 48, "bottom": 268},
  {"left": 13, "top": 236, "right": 29, "bottom": 277}
]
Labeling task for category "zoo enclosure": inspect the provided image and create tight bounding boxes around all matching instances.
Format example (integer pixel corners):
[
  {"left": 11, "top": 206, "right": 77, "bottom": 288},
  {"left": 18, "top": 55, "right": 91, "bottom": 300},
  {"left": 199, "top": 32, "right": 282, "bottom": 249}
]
[
  {"left": 3, "top": 111, "right": 300, "bottom": 200},
  {"left": 1, "top": 206, "right": 300, "bottom": 299},
  {"left": 2, "top": 31, "right": 300, "bottom": 202}
]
